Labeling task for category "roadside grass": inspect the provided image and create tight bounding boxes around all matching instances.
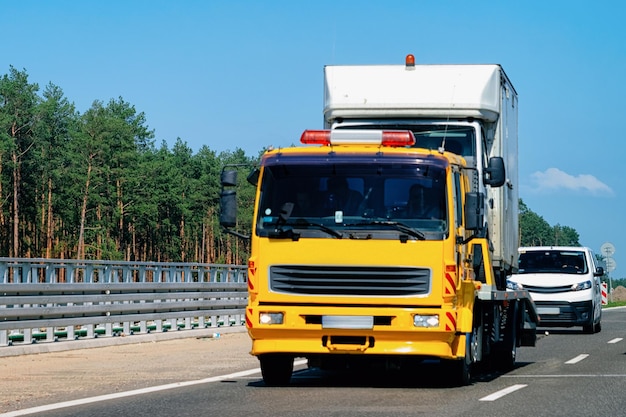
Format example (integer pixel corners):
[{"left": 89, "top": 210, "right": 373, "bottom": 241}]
[{"left": 604, "top": 300, "right": 626, "bottom": 308}]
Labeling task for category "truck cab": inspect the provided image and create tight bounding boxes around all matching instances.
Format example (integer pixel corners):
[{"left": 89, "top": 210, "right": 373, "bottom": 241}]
[{"left": 220, "top": 128, "right": 537, "bottom": 386}]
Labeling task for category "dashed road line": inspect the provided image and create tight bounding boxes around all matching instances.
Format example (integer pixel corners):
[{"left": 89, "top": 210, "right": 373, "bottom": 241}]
[
  {"left": 565, "top": 354, "right": 589, "bottom": 364},
  {"left": 608, "top": 337, "right": 623, "bottom": 344},
  {"left": 479, "top": 384, "right": 527, "bottom": 401},
  {"left": 504, "top": 374, "right": 626, "bottom": 378}
]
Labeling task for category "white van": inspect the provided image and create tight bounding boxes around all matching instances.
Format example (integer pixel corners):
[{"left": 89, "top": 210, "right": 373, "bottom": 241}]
[{"left": 507, "top": 246, "right": 604, "bottom": 333}]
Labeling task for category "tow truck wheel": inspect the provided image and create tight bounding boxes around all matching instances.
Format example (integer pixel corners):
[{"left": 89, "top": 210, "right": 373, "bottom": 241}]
[
  {"left": 493, "top": 302, "right": 518, "bottom": 371},
  {"left": 260, "top": 354, "right": 294, "bottom": 386},
  {"left": 493, "top": 335, "right": 517, "bottom": 371},
  {"left": 443, "top": 357, "right": 471, "bottom": 387}
]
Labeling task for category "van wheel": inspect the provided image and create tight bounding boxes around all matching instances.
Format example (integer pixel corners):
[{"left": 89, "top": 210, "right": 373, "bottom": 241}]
[
  {"left": 594, "top": 321, "right": 602, "bottom": 333},
  {"left": 260, "top": 354, "right": 294, "bottom": 386}
]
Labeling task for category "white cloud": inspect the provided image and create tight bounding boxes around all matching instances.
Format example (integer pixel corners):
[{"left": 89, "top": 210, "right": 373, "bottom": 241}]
[{"left": 529, "top": 168, "right": 614, "bottom": 196}]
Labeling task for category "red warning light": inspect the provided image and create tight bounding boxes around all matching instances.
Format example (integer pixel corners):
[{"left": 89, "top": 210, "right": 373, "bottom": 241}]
[{"left": 405, "top": 54, "right": 415, "bottom": 68}]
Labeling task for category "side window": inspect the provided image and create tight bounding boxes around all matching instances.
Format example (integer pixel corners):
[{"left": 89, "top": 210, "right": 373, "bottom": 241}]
[{"left": 453, "top": 171, "right": 462, "bottom": 228}]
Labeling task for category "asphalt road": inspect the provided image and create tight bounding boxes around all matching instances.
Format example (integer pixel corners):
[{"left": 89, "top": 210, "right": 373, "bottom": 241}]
[{"left": 2, "top": 309, "right": 626, "bottom": 417}]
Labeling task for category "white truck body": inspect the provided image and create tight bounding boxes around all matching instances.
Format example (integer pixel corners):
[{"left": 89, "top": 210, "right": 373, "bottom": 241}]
[{"left": 323, "top": 62, "right": 518, "bottom": 278}]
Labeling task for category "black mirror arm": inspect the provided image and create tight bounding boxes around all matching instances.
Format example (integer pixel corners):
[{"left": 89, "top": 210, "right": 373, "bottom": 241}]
[{"left": 221, "top": 227, "right": 250, "bottom": 240}]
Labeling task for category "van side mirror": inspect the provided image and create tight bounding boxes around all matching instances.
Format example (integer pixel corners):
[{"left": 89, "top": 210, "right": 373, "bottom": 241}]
[
  {"left": 594, "top": 266, "right": 605, "bottom": 277},
  {"left": 464, "top": 192, "right": 484, "bottom": 231},
  {"left": 484, "top": 156, "right": 506, "bottom": 187}
]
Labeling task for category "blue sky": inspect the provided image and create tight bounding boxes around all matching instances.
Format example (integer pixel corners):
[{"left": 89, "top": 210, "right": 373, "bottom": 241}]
[{"left": 4, "top": 1, "right": 625, "bottom": 278}]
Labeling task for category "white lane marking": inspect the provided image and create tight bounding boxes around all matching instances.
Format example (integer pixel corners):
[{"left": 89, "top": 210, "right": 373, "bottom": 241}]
[
  {"left": 479, "top": 384, "right": 527, "bottom": 402},
  {"left": 0, "top": 359, "right": 308, "bottom": 417},
  {"left": 608, "top": 338, "right": 623, "bottom": 344},
  {"left": 565, "top": 354, "right": 589, "bottom": 364},
  {"left": 504, "top": 374, "right": 626, "bottom": 378}
]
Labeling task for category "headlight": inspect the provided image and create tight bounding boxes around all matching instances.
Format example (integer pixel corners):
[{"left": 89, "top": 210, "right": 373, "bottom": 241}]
[
  {"left": 259, "top": 312, "right": 284, "bottom": 325},
  {"left": 571, "top": 280, "right": 592, "bottom": 291},
  {"left": 413, "top": 314, "right": 439, "bottom": 328},
  {"left": 506, "top": 279, "right": 523, "bottom": 290}
]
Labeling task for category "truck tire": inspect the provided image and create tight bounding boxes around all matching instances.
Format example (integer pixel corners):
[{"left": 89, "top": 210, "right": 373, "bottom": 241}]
[
  {"left": 260, "top": 354, "right": 294, "bottom": 386},
  {"left": 493, "top": 302, "right": 518, "bottom": 371},
  {"left": 442, "top": 357, "right": 471, "bottom": 387}
]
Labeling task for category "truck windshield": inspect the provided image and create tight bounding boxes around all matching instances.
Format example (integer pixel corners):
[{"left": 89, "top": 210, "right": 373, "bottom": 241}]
[
  {"left": 256, "top": 155, "right": 448, "bottom": 240},
  {"left": 334, "top": 123, "right": 476, "bottom": 161},
  {"left": 410, "top": 125, "right": 475, "bottom": 159},
  {"left": 517, "top": 250, "right": 588, "bottom": 275}
]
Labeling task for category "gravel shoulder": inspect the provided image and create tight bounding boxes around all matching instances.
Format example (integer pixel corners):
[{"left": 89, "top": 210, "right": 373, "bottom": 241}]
[{"left": 0, "top": 327, "right": 255, "bottom": 414}]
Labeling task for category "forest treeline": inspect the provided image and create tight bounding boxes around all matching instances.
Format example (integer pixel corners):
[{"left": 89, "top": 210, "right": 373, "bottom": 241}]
[
  {"left": 1, "top": 66, "right": 579, "bottom": 265},
  {"left": 0, "top": 66, "right": 257, "bottom": 264}
]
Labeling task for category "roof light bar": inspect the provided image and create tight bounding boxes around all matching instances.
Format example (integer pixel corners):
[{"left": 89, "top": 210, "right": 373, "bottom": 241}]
[
  {"left": 300, "top": 130, "right": 415, "bottom": 147},
  {"left": 299, "top": 130, "right": 330, "bottom": 144}
]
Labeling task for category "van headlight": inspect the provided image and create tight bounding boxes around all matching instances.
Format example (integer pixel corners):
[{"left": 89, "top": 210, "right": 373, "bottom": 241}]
[
  {"left": 506, "top": 279, "right": 523, "bottom": 290},
  {"left": 571, "top": 280, "right": 592, "bottom": 291}
]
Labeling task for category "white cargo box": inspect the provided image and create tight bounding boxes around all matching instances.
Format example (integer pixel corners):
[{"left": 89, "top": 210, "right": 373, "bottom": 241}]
[
  {"left": 324, "top": 64, "right": 512, "bottom": 124},
  {"left": 323, "top": 62, "right": 519, "bottom": 277}
]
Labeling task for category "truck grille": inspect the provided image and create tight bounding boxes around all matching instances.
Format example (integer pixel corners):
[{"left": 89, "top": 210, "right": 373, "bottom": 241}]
[{"left": 269, "top": 265, "right": 430, "bottom": 296}]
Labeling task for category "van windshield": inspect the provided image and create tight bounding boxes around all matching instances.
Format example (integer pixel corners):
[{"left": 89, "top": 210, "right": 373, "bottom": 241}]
[{"left": 517, "top": 250, "right": 588, "bottom": 274}]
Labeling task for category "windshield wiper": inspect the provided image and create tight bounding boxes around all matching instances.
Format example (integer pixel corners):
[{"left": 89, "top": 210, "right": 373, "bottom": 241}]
[
  {"left": 289, "top": 219, "right": 343, "bottom": 238},
  {"left": 266, "top": 227, "right": 300, "bottom": 240},
  {"left": 349, "top": 220, "right": 426, "bottom": 241},
  {"left": 267, "top": 203, "right": 342, "bottom": 239}
]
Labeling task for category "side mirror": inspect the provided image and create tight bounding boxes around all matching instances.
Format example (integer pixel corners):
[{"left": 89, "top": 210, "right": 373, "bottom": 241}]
[
  {"left": 219, "top": 189, "right": 237, "bottom": 228},
  {"left": 484, "top": 156, "right": 506, "bottom": 187},
  {"left": 219, "top": 170, "right": 238, "bottom": 228},
  {"left": 464, "top": 192, "right": 484, "bottom": 231},
  {"left": 594, "top": 266, "right": 605, "bottom": 277},
  {"left": 221, "top": 170, "right": 238, "bottom": 187},
  {"left": 218, "top": 166, "right": 252, "bottom": 240},
  {"left": 247, "top": 168, "right": 260, "bottom": 186}
]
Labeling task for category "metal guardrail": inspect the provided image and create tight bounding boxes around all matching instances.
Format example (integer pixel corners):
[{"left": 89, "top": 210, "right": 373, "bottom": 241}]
[{"left": 0, "top": 258, "right": 248, "bottom": 347}]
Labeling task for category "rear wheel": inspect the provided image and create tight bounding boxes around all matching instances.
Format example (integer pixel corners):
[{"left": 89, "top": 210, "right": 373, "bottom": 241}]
[
  {"left": 260, "top": 354, "right": 294, "bottom": 386},
  {"left": 493, "top": 302, "right": 518, "bottom": 371}
]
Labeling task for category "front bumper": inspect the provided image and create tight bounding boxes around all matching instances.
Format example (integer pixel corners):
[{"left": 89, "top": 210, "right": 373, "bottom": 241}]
[
  {"left": 247, "top": 304, "right": 465, "bottom": 360},
  {"left": 534, "top": 300, "right": 594, "bottom": 327}
]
